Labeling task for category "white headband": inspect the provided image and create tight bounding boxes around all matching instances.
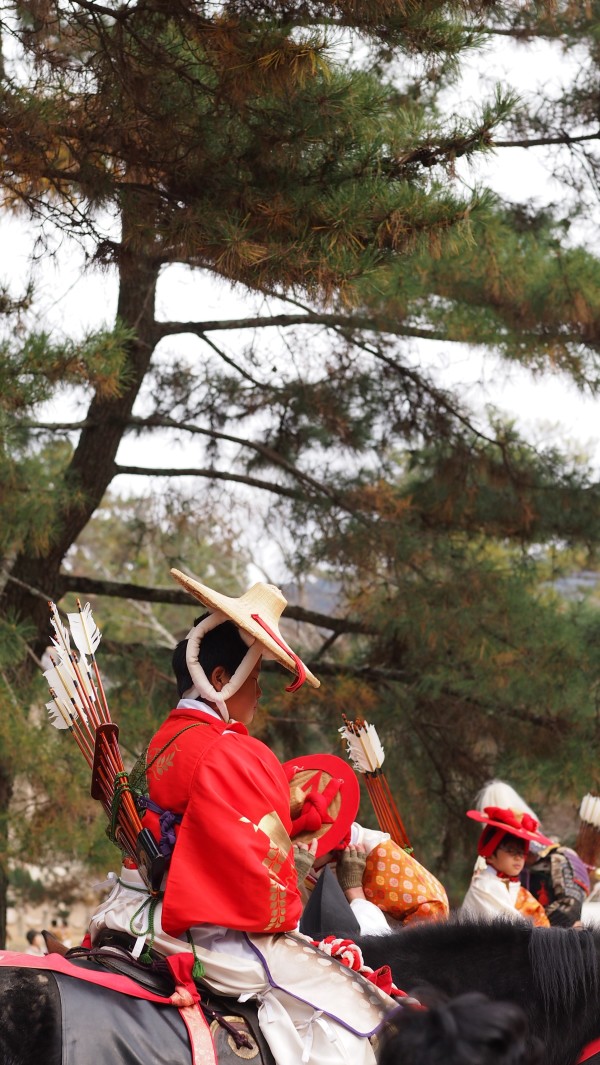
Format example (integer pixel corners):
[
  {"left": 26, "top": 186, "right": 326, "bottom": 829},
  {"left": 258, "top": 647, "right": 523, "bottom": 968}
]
[{"left": 185, "top": 610, "right": 264, "bottom": 721}]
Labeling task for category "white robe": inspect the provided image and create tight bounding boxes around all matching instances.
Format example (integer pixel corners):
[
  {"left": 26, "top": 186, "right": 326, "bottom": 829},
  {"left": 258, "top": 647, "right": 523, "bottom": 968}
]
[
  {"left": 90, "top": 864, "right": 392, "bottom": 1065},
  {"left": 460, "top": 865, "right": 526, "bottom": 922}
]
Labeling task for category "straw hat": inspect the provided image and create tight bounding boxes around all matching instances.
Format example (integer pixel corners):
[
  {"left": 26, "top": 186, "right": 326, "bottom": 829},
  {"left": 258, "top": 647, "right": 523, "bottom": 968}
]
[
  {"left": 283, "top": 753, "right": 360, "bottom": 858},
  {"left": 467, "top": 806, "right": 553, "bottom": 857},
  {"left": 171, "top": 568, "right": 320, "bottom": 690}
]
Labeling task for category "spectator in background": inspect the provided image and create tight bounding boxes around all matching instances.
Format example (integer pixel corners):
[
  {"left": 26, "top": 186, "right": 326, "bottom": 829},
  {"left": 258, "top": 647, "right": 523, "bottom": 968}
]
[{"left": 25, "top": 929, "right": 46, "bottom": 956}]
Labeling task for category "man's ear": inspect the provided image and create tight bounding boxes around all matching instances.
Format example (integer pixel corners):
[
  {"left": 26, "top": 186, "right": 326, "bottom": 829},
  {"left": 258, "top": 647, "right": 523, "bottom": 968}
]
[{"left": 210, "top": 666, "right": 229, "bottom": 692}]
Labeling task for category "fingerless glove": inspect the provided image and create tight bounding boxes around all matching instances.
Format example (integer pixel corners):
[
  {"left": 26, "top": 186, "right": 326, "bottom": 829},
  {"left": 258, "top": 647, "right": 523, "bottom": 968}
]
[
  {"left": 294, "top": 843, "right": 317, "bottom": 884},
  {"left": 336, "top": 847, "right": 367, "bottom": 891}
]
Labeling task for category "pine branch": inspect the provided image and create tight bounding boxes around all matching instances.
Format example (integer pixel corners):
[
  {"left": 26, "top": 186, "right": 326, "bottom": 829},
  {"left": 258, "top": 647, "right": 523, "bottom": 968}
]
[
  {"left": 113, "top": 462, "right": 304, "bottom": 501},
  {"left": 22, "top": 414, "right": 367, "bottom": 516},
  {"left": 153, "top": 313, "right": 451, "bottom": 342},
  {"left": 69, "top": 0, "right": 130, "bottom": 19},
  {"left": 58, "top": 574, "right": 372, "bottom": 635},
  {"left": 494, "top": 131, "right": 600, "bottom": 149}
]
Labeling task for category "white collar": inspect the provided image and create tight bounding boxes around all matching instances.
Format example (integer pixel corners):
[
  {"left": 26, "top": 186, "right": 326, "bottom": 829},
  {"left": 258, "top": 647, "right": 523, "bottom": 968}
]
[{"left": 176, "top": 698, "right": 223, "bottom": 721}]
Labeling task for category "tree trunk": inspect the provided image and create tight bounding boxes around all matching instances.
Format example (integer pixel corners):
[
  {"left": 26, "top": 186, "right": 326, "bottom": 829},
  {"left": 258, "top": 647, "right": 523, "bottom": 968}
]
[{"left": 0, "top": 765, "right": 14, "bottom": 950}]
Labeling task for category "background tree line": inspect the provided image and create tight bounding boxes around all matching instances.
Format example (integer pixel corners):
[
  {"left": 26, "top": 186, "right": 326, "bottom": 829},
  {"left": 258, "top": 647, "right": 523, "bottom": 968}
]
[{"left": 2, "top": 0, "right": 600, "bottom": 937}]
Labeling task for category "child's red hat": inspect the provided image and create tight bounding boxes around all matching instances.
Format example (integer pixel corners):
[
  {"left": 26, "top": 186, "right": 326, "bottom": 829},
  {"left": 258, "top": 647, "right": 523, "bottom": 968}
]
[{"left": 467, "top": 806, "right": 554, "bottom": 858}]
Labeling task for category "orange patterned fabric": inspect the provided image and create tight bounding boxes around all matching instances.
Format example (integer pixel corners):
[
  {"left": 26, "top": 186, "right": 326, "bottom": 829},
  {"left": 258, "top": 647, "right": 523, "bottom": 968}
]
[
  {"left": 362, "top": 840, "right": 449, "bottom": 924},
  {"left": 516, "top": 885, "right": 550, "bottom": 927}
]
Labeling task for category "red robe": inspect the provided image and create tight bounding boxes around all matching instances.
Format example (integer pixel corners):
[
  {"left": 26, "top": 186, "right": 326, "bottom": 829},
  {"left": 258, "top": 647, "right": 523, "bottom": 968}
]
[{"left": 141, "top": 707, "right": 302, "bottom": 937}]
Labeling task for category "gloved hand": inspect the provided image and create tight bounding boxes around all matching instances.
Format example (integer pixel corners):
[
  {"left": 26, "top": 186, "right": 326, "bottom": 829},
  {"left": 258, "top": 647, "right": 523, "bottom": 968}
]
[
  {"left": 294, "top": 840, "right": 318, "bottom": 884},
  {"left": 336, "top": 845, "right": 367, "bottom": 892}
]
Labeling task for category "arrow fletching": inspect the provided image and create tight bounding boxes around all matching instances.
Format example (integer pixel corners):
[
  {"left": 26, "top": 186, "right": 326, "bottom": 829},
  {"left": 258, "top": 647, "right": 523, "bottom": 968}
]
[
  {"left": 339, "top": 719, "right": 385, "bottom": 773},
  {"left": 339, "top": 714, "right": 411, "bottom": 850},
  {"left": 46, "top": 696, "right": 74, "bottom": 730},
  {"left": 41, "top": 599, "right": 165, "bottom": 894},
  {"left": 48, "top": 601, "right": 71, "bottom": 656},
  {"left": 68, "top": 601, "right": 102, "bottom": 658}
]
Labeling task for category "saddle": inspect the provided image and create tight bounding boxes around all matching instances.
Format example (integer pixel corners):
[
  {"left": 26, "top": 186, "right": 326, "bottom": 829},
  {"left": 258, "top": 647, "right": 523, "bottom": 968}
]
[{"left": 46, "top": 929, "right": 275, "bottom": 1065}]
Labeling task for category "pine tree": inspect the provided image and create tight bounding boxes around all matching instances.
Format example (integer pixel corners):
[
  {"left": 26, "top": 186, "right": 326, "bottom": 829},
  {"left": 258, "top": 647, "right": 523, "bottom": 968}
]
[{"left": 1, "top": 0, "right": 600, "bottom": 930}]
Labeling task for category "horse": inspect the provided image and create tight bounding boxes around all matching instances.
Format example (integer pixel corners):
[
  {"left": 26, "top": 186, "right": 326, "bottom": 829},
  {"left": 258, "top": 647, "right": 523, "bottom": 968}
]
[
  {"left": 0, "top": 954, "right": 539, "bottom": 1065},
  {"left": 359, "top": 917, "right": 600, "bottom": 1065},
  {"left": 378, "top": 992, "right": 542, "bottom": 1065},
  {"left": 0, "top": 946, "right": 274, "bottom": 1065},
  {"left": 0, "top": 920, "right": 592, "bottom": 1060}
]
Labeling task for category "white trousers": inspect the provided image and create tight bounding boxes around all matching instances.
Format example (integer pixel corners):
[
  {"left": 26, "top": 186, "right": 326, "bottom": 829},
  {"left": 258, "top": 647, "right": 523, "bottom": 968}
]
[{"left": 89, "top": 867, "right": 392, "bottom": 1065}]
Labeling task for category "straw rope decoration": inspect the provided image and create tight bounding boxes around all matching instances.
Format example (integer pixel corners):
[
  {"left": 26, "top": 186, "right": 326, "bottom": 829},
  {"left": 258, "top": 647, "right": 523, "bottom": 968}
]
[
  {"left": 43, "top": 600, "right": 164, "bottom": 894},
  {"left": 339, "top": 714, "right": 411, "bottom": 851},
  {"left": 576, "top": 793, "right": 600, "bottom": 869}
]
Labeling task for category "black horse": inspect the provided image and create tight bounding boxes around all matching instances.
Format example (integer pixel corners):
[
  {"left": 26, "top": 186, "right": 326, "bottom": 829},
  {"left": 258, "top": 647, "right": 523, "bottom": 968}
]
[
  {"left": 0, "top": 920, "right": 593, "bottom": 1065},
  {"left": 360, "top": 918, "right": 600, "bottom": 1065}
]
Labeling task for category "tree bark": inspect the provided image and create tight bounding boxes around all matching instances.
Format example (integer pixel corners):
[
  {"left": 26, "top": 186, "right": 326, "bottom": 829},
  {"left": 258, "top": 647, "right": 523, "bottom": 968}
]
[
  {"left": 0, "top": 208, "right": 159, "bottom": 946},
  {"left": 0, "top": 766, "right": 14, "bottom": 950}
]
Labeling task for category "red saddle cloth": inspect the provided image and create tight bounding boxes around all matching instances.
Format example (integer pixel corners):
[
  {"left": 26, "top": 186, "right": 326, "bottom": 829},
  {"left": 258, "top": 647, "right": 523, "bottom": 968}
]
[{"left": 0, "top": 949, "right": 216, "bottom": 1065}]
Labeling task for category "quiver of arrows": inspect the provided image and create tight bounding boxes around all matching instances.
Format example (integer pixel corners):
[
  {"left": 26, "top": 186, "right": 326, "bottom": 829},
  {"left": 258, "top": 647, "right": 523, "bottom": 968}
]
[
  {"left": 339, "top": 714, "right": 411, "bottom": 851},
  {"left": 43, "top": 600, "right": 164, "bottom": 894}
]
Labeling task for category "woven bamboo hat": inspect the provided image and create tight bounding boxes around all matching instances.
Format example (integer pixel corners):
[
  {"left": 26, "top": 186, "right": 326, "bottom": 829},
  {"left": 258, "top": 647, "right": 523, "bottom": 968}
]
[{"left": 171, "top": 568, "right": 320, "bottom": 691}]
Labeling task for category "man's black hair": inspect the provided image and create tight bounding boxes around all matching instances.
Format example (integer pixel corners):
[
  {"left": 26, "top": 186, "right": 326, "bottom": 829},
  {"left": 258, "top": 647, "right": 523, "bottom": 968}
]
[{"left": 172, "top": 613, "right": 249, "bottom": 697}]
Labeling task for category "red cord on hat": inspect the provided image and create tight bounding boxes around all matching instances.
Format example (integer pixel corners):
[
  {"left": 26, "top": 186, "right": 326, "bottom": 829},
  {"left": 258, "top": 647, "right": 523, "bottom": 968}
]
[
  {"left": 251, "top": 613, "right": 307, "bottom": 691},
  {"left": 291, "top": 773, "right": 342, "bottom": 836}
]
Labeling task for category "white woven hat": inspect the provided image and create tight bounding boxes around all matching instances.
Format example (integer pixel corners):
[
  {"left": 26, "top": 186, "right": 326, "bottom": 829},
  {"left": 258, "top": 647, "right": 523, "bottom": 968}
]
[{"left": 171, "top": 569, "right": 320, "bottom": 710}]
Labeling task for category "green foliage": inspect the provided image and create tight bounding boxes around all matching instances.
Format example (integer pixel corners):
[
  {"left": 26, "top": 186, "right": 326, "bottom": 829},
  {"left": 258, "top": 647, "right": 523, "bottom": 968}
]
[
  {"left": 1, "top": 0, "right": 600, "bottom": 927},
  {"left": 0, "top": 322, "right": 134, "bottom": 413},
  {"left": 0, "top": 2, "right": 515, "bottom": 298}
]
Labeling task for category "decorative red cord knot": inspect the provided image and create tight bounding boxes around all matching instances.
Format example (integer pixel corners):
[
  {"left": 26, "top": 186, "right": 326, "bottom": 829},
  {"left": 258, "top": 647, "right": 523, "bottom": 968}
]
[
  {"left": 170, "top": 984, "right": 196, "bottom": 1008},
  {"left": 477, "top": 807, "right": 542, "bottom": 858},
  {"left": 165, "top": 954, "right": 201, "bottom": 1006},
  {"left": 483, "top": 807, "right": 539, "bottom": 834},
  {"left": 520, "top": 813, "right": 538, "bottom": 833},
  {"left": 290, "top": 772, "right": 342, "bottom": 836}
]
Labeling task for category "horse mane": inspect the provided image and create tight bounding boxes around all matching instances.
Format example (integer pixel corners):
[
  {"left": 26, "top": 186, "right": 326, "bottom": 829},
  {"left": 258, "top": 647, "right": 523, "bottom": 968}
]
[
  {"left": 528, "top": 926, "right": 600, "bottom": 1020},
  {"left": 361, "top": 917, "right": 600, "bottom": 1021}
]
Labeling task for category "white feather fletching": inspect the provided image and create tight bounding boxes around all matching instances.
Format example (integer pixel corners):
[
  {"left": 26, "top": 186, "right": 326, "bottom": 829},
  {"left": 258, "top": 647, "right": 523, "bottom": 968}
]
[
  {"left": 49, "top": 601, "right": 71, "bottom": 654},
  {"left": 43, "top": 664, "right": 86, "bottom": 721},
  {"left": 339, "top": 721, "right": 385, "bottom": 773},
  {"left": 68, "top": 602, "right": 102, "bottom": 657},
  {"left": 77, "top": 655, "right": 97, "bottom": 703},
  {"left": 46, "top": 698, "right": 72, "bottom": 730},
  {"left": 580, "top": 793, "right": 600, "bottom": 829}
]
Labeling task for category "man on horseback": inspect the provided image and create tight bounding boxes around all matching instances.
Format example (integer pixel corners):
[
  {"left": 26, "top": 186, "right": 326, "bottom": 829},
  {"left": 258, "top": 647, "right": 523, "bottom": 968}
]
[{"left": 88, "top": 570, "right": 394, "bottom": 1065}]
